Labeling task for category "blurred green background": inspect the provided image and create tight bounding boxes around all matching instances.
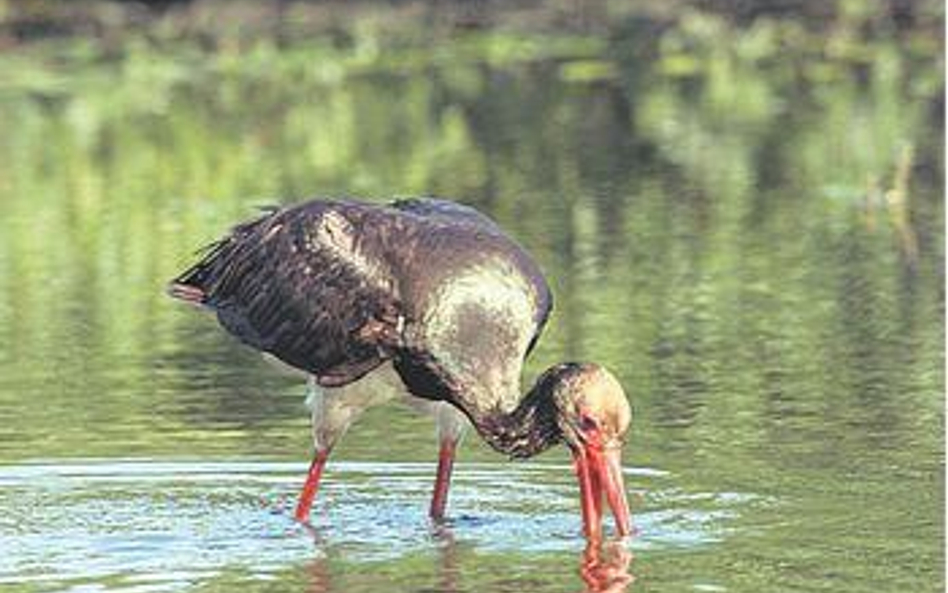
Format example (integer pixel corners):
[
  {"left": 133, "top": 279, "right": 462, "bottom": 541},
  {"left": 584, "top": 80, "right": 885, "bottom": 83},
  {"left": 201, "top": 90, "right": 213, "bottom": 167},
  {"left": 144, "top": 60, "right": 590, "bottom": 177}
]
[{"left": 0, "top": 1, "right": 943, "bottom": 592}]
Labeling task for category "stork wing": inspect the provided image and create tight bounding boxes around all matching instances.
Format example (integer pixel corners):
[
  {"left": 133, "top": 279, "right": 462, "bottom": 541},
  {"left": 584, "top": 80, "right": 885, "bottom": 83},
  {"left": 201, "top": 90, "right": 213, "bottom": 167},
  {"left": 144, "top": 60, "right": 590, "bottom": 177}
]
[{"left": 168, "top": 202, "right": 403, "bottom": 387}]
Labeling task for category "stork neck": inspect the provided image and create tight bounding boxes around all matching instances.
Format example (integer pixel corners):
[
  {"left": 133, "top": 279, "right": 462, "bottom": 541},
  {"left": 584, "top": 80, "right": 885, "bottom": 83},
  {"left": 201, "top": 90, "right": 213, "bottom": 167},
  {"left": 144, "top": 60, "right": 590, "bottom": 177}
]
[
  {"left": 471, "top": 377, "right": 562, "bottom": 459},
  {"left": 392, "top": 354, "right": 565, "bottom": 459}
]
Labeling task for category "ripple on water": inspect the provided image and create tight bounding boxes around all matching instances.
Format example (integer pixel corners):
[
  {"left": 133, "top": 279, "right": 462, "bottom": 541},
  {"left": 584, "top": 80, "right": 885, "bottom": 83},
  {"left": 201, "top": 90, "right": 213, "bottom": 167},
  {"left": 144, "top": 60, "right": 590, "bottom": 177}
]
[{"left": 0, "top": 460, "right": 761, "bottom": 591}]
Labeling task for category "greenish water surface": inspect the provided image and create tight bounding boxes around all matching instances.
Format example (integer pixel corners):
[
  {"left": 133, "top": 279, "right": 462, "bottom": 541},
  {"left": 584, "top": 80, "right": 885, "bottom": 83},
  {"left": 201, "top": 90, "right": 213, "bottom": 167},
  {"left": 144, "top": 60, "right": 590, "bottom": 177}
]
[{"left": 0, "top": 3, "right": 943, "bottom": 592}]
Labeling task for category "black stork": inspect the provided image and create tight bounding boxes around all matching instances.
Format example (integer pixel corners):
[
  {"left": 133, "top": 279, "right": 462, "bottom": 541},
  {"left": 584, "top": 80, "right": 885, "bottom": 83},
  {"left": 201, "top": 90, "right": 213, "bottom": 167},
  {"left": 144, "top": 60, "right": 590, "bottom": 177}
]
[{"left": 168, "top": 197, "right": 632, "bottom": 540}]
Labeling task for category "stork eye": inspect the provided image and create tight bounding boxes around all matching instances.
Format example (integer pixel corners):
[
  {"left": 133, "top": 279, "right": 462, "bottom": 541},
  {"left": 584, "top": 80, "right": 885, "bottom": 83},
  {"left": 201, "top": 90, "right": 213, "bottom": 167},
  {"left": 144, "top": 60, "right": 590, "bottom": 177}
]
[{"left": 578, "top": 414, "right": 598, "bottom": 432}]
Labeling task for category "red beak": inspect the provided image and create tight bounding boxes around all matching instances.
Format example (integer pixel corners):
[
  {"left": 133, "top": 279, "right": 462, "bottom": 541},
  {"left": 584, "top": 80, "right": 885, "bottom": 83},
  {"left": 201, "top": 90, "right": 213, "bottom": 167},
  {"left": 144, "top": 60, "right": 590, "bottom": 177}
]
[{"left": 572, "top": 444, "right": 632, "bottom": 540}]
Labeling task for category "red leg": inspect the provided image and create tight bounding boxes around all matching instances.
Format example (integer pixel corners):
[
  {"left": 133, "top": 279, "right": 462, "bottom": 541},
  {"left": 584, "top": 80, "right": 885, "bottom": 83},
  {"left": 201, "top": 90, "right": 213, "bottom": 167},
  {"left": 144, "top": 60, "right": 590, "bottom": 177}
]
[
  {"left": 295, "top": 449, "right": 331, "bottom": 523},
  {"left": 429, "top": 438, "right": 457, "bottom": 520}
]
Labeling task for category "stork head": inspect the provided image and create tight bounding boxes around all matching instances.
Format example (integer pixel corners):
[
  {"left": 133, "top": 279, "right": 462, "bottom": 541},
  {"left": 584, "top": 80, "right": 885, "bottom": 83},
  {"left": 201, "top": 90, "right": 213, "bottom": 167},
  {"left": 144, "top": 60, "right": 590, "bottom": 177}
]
[{"left": 545, "top": 362, "right": 632, "bottom": 540}]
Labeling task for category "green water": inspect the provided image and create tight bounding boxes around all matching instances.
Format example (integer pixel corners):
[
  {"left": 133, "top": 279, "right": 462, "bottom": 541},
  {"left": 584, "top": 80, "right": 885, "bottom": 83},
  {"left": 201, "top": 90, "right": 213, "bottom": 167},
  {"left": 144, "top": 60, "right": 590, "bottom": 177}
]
[{"left": 0, "top": 3, "right": 943, "bottom": 592}]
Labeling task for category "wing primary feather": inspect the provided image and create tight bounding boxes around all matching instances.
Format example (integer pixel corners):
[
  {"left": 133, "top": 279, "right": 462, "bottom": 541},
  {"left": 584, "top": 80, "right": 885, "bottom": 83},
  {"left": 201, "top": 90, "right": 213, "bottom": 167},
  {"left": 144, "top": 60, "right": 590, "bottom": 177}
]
[{"left": 168, "top": 203, "right": 403, "bottom": 386}]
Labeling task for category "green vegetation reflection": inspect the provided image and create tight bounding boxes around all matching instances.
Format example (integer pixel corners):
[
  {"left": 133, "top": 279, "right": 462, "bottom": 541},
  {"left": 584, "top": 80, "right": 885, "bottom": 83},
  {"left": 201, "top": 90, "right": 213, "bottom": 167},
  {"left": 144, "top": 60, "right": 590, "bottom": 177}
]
[{"left": 0, "top": 1, "right": 942, "bottom": 592}]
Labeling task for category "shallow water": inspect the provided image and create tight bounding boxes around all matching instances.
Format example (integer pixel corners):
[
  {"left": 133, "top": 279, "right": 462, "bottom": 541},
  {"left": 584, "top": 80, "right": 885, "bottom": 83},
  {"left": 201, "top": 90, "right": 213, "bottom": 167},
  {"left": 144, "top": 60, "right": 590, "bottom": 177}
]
[
  {"left": 0, "top": 3, "right": 944, "bottom": 592},
  {"left": 3, "top": 461, "right": 750, "bottom": 592}
]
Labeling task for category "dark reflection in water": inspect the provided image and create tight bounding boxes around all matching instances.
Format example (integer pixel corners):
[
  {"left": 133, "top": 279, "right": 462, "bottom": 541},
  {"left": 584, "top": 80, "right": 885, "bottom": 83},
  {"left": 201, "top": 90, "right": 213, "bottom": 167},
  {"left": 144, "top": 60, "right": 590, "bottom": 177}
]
[
  {"left": 300, "top": 531, "right": 636, "bottom": 593},
  {"left": 305, "top": 556, "right": 332, "bottom": 593},
  {"left": 428, "top": 525, "right": 463, "bottom": 593},
  {"left": 302, "top": 527, "right": 637, "bottom": 593}
]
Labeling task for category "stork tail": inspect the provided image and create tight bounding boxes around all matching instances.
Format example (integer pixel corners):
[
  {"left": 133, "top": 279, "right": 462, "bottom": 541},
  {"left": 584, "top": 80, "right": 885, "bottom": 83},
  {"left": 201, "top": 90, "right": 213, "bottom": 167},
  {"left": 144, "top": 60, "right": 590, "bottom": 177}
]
[{"left": 167, "top": 282, "right": 207, "bottom": 305}]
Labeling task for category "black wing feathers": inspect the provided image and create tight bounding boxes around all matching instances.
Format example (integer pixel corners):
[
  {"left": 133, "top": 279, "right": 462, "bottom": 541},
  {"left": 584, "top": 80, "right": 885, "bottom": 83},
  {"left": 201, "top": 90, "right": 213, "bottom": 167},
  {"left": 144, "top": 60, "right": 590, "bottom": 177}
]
[{"left": 169, "top": 204, "right": 402, "bottom": 386}]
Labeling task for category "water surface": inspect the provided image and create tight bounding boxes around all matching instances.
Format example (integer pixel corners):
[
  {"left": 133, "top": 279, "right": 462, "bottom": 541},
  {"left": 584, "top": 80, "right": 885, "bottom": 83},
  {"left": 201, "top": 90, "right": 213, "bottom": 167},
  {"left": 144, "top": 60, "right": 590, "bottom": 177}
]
[
  {"left": 0, "top": 3, "right": 943, "bottom": 592},
  {"left": 3, "top": 460, "right": 750, "bottom": 592}
]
